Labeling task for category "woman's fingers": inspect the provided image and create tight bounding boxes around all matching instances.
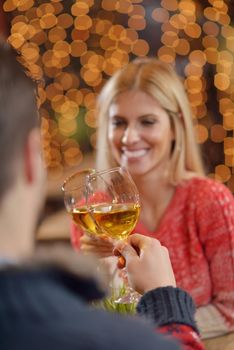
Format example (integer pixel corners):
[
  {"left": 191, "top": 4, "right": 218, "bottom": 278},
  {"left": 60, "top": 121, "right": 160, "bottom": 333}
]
[{"left": 80, "top": 233, "right": 114, "bottom": 257}]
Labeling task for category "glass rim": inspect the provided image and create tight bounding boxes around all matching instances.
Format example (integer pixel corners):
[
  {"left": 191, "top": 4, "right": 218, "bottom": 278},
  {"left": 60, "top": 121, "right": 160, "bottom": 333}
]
[
  {"left": 61, "top": 168, "right": 95, "bottom": 192},
  {"left": 87, "top": 166, "right": 127, "bottom": 178}
]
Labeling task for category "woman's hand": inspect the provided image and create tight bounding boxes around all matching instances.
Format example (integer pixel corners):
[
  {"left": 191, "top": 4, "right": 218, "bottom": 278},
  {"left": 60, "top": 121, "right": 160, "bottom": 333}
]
[
  {"left": 80, "top": 233, "right": 115, "bottom": 258},
  {"left": 114, "top": 233, "right": 176, "bottom": 294}
]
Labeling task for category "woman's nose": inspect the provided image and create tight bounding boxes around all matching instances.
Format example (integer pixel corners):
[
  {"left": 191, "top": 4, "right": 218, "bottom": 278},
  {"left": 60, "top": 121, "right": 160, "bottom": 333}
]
[{"left": 121, "top": 125, "right": 140, "bottom": 145}]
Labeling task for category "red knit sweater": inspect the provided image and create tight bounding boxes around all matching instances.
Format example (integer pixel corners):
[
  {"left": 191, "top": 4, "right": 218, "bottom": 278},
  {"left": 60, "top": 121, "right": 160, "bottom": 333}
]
[{"left": 71, "top": 177, "right": 234, "bottom": 339}]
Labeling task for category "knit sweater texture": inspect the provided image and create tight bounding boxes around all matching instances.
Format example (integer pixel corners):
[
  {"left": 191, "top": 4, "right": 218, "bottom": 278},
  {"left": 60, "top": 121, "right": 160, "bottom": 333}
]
[
  {"left": 0, "top": 264, "right": 204, "bottom": 350},
  {"left": 71, "top": 177, "right": 234, "bottom": 338}
]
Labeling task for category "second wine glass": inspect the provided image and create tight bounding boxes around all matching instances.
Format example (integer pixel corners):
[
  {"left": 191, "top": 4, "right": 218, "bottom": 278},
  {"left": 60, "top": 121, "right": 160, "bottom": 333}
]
[{"left": 85, "top": 167, "right": 141, "bottom": 303}]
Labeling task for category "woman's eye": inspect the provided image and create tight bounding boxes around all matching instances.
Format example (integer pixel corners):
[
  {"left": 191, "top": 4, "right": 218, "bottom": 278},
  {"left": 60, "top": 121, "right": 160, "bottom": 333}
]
[
  {"left": 141, "top": 119, "right": 157, "bottom": 126},
  {"left": 111, "top": 119, "right": 126, "bottom": 127}
]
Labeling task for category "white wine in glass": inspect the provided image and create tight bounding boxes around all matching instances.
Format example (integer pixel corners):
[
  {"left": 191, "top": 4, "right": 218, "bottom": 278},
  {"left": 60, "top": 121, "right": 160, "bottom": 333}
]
[
  {"left": 86, "top": 167, "right": 141, "bottom": 303},
  {"left": 62, "top": 168, "right": 101, "bottom": 237}
]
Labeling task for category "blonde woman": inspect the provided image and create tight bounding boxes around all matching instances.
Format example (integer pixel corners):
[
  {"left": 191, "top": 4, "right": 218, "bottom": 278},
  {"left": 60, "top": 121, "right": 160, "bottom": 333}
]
[{"left": 71, "top": 58, "right": 234, "bottom": 344}]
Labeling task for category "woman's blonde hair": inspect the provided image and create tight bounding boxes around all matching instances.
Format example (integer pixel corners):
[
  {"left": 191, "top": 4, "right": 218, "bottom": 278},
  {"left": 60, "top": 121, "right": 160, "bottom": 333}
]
[{"left": 96, "top": 57, "right": 205, "bottom": 184}]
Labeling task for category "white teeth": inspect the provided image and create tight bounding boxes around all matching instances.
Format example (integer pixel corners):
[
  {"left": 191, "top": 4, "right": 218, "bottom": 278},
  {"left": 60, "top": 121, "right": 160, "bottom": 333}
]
[{"left": 123, "top": 149, "right": 147, "bottom": 158}]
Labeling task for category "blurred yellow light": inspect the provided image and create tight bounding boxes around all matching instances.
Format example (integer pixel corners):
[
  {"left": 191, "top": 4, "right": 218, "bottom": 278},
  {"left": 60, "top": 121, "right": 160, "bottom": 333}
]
[
  {"left": 129, "top": 4, "right": 145, "bottom": 16},
  {"left": 55, "top": 72, "right": 78, "bottom": 91},
  {"left": 21, "top": 44, "right": 39, "bottom": 63},
  {"left": 179, "top": 0, "right": 196, "bottom": 15},
  {"left": 66, "top": 89, "right": 83, "bottom": 105},
  {"left": 46, "top": 83, "right": 63, "bottom": 101},
  {"left": 110, "top": 49, "right": 129, "bottom": 66},
  {"left": 184, "top": 23, "right": 202, "bottom": 39},
  {"left": 84, "top": 92, "right": 97, "bottom": 109},
  {"left": 151, "top": 8, "right": 169, "bottom": 23},
  {"left": 12, "top": 21, "right": 29, "bottom": 36},
  {"left": 51, "top": 95, "right": 68, "bottom": 113},
  {"left": 211, "top": 124, "right": 226, "bottom": 142},
  {"left": 121, "top": 28, "right": 138, "bottom": 45},
  {"left": 116, "top": 0, "right": 133, "bottom": 14},
  {"left": 101, "top": 0, "right": 117, "bottom": 11},
  {"left": 85, "top": 109, "right": 97, "bottom": 128},
  {"left": 3, "top": 0, "right": 17, "bottom": 12},
  {"left": 8, "top": 33, "right": 25, "bottom": 49},
  {"left": 57, "top": 13, "right": 73, "bottom": 29},
  {"left": 71, "top": 40, "right": 87, "bottom": 57},
  {"left": 11, "top": 14, "right": 28, "bottom": 25},
  {"left": 195, "top": 124, "right": 209, "bottom": 144},
  {"left": 225, "top": 155, "right": 234, "bottom": 167},
  {"left": 196, "top": 105, "right": 207, "bottom": 119},
  {"left": 204, "top": 7, "right": 219, "bottom": 22},
  {"left": 132, "top": 39, "right": 149, "bottom": 56},
  {"left": 224, "top": 138, "right": 234, "bottom": 155},
  {"left": 189, "top": 50, "right": 207, "bottom": 67},
  {"left": 58, "top": 117, "right": 77, "bottom": 137},
  {"left": 161, "top": 31, "right": 179, "bottom": 47},
  {"left": 170, "top": 14, "right": 187, "bottom": 30},
  {"left": 64, "top": 147, "right": 83, "bottom": 167},
  {"left": 161, "top": 22, "right": 179, "bottom": 34},
  {"left": 184, "top": 63, "right": 203, "bottom": 77},
  {"left": 36, "top": 3, "right": 55, "bottom": 17},
  {"left": 71, "top": 29, "right": 90, "bottom": 41},
  {"left": 95, "top": 19, "right": 112, "bottom": 35},
  {"left": 175, "top": 39, "right": 190, "bottom": 56},
  {"left": 48, "top": 26, "right": 67, "bottom": 43},
  {"left": 29, "top": 64, "right": 43, "bottom": 80},
  {"left": 218, "top": 14, "right": 230, "bottom": 26},
  {"left": 71, "top": 2, "right": 89, "bottom": 16},
  {"left": 40, "top": 14, "right": 57, "bottom": 29},
  {"left": 100, "top": 36, "right": 117, "bottom": 50},
  {"left": 74, "top": 15, "right": 92, "bottom": 30},
  {"left": 215, "top": 164, "right": 231, "bottom": 182},
  {"left": 214, "top": 73, "right": 230, "bottom": 91},
  {"left": 17, "top": 0, "right": 34, "bottom": 12},
  {"left": 226, "top": 37, "right": 234, "bottom": 52},
  {"left": 108, "top": 25, "right": 126, "bottom": 41},
  {"left": 161, "top": 0, "right": 178, "bottom": 11},
  {"left": 203, "top": 21, "right": 219, "bottom": 36},
  {"left": 204, "top": 47, "right": 218, "bottom": 64},
  {"left": 202, "top": 35, "right": 219, "bottom": 48},
  {"left": 158, "top": 46, "right": 176, "bottom": 63},
  {"left": 53, "top": 41, "right": 71, "bottom": 58},
  {"left": 185, "top": 76, "right": 203, "bottom": 93},
  {"left": 82, "top": 68, "right": 102, "bottom": 86},
  {"left": 128, "top": 16, "right": 146, "bottom": 31},
  {"left": 59, "top": 100, "right": 79, "bottom": 120},
  {"left": 227, "top": 176, "right": 234, "bottom": 193},
  {"left": 188, "top": 92, "right": 203, "bottom": 107},
  {"left": 223, "top": 113, "right": 234, "bottom": 130},
  {"left": 219, "top": 98, "right": 234, "bottom": 114},
  {"left": 221, "top": 25, "right": 234, "bottom": 38},
  {"left": 51, "top": 2, "right": 63, "bottom": 15},
  {"left": 44, "top": 66, "right": 61, "bottom": 78}
]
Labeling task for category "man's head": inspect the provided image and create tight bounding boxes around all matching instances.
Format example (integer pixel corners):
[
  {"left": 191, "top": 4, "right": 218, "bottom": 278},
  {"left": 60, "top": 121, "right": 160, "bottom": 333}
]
[
  {"left": 0, "top": 40, "right": 46, "bottom": 258},
  {"left": 0, "top": 40, "right": 39, "bottom": 200}
]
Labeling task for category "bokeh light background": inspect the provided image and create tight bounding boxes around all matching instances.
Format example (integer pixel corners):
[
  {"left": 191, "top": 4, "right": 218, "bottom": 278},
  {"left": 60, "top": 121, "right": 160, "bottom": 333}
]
[{"left": 3, "top": 0, "right": 234, "bottom": 191}]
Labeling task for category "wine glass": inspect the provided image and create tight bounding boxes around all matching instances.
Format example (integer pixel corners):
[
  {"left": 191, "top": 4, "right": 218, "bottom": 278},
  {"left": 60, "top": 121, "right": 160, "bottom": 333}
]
[
  {"left": 61, "top": 168, "right": 100, "bottom": 237},
  {"left": 85, "top": 166, "right": 141, "bottom": 303}
]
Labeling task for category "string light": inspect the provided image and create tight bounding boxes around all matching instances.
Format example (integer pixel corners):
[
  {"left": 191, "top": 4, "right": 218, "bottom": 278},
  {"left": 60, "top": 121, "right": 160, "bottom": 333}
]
[{"left": 4, "top": 0, "right": 234, "bottom": 189}]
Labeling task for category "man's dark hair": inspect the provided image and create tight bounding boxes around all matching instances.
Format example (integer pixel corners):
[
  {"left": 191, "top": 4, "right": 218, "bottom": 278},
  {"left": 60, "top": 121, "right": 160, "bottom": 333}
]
[{"left": 0, "top": 40, "right": 38, "bottom": 200}]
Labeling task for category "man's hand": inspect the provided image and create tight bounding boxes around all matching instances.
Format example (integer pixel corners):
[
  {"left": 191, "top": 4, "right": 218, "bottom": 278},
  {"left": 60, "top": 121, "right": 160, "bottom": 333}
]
[{"left": 114, "top": 234, "right": 176, "bottom": 294}]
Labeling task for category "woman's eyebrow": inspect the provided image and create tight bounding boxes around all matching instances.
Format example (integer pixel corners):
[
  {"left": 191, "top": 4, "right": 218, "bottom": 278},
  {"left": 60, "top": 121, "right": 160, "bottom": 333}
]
[{"left": 110, "top": 113, "right": 158, "bottom": 119}]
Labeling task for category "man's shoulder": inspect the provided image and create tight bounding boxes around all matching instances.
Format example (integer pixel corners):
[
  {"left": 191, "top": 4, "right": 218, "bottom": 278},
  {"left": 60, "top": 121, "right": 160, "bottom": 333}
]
[{"left": 0, "top": 266, "right": 178, "bottom": 350}]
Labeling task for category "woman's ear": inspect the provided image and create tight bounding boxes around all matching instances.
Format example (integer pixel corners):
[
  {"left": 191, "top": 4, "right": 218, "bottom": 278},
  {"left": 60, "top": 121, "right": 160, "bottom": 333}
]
[{"left": 23, "top": 128, "right": 41, "bottom": 184}]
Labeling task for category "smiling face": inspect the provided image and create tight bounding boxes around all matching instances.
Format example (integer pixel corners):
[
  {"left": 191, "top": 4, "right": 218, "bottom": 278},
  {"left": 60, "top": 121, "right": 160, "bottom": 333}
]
[{"left": 107, "top": 90, "right": 174, "bottom": 178}]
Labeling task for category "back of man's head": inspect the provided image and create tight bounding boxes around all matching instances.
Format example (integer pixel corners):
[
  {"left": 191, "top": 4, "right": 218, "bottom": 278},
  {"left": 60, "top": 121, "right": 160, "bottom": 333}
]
[{"left": 0, "top": 41, "right": 38, "bottom": 200}]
